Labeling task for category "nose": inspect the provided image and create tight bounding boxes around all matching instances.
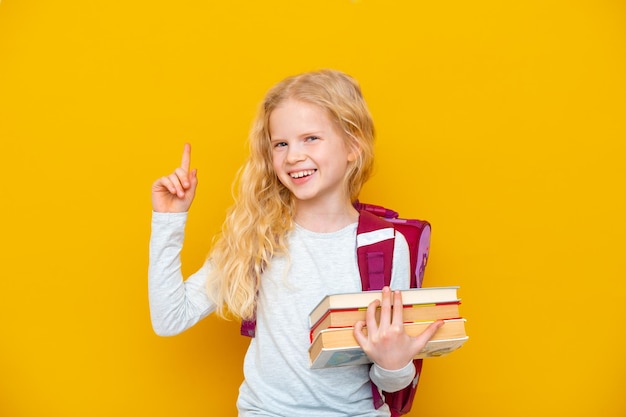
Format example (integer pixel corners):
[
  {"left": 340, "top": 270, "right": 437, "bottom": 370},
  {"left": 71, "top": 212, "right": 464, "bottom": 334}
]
[{"left": 286, "top": 142, "right": 306, "bottom": 164}]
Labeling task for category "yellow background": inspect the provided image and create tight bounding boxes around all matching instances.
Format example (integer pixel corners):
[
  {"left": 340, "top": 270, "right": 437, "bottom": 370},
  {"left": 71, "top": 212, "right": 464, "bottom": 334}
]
[{"left": 1, "top": 0, "right": 625, "bottom": 416}]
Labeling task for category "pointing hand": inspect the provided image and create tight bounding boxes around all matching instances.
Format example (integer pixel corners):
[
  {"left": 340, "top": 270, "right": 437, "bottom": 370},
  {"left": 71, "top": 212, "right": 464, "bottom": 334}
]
[{"left": 151, "top": 143, "right": 198, "bottom": 213}]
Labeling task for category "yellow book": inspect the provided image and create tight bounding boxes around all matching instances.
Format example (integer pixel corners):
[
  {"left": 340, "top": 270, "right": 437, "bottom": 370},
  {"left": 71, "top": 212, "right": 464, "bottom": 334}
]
[
  {"left": 310, "top": 301, "right": 461, "bottom": 342},
  {"left": 309, "top": 318, "right": 468, "bottom": 369}
]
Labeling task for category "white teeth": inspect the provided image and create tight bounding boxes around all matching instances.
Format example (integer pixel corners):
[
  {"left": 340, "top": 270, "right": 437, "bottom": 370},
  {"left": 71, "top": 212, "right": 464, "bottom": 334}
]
[{"left": 290, "top": 169, "right": 315, "bottom": 179}]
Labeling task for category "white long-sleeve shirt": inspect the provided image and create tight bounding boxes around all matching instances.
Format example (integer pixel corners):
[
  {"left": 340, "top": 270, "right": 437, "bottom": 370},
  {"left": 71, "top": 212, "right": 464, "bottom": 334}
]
[{"left": 148, "top": 212, "right": 415, "bottom": 417}]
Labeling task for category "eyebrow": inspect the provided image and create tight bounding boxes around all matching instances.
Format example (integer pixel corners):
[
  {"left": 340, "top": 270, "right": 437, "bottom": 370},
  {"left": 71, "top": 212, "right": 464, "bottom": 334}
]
[{"left": 270, "top": 130, "right": 325, "bottom": 140}]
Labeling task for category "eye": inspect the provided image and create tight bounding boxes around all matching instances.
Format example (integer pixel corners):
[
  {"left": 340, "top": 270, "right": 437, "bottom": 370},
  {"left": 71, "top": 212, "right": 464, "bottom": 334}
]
[
  {"left": 273, "top": 141, "right": 288, "bottom": 148},
  {"left": 305, "top": 136, "right": 320, "bottom": 142}
]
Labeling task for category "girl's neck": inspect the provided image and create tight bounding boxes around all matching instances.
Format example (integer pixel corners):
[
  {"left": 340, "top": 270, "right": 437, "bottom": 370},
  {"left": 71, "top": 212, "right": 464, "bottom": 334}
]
[{"left": 294, "top": 200, "right": 359, "bottom": 233}]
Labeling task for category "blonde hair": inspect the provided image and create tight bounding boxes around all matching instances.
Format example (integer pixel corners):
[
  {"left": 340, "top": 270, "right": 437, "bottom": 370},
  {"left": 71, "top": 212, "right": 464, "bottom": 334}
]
[{"left": 206, "top": 69, "right": 376, "bottom": 320}]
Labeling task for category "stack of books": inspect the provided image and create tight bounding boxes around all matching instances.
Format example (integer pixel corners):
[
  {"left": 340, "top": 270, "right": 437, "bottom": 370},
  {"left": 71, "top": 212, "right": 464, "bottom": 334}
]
[{"left": 308, "top": 286, "right": 468, "bottom": 368}]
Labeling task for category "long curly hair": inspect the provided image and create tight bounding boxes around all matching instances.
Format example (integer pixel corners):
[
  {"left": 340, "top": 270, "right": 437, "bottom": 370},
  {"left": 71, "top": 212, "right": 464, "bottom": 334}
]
[{"left": 206, "top": 69, "right": 376, "bottom": 320}]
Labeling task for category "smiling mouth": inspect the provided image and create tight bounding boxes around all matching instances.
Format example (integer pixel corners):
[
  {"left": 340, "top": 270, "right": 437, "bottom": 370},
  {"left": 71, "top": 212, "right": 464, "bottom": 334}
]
[{"left": 290, "top": 169, "right": 317, "bottom": 179}]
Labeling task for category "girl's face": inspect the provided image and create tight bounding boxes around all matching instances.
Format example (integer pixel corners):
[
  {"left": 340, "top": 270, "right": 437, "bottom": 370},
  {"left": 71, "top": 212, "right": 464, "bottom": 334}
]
[{"left": 269, "top": 99, "right": 357, "bottom": 209}]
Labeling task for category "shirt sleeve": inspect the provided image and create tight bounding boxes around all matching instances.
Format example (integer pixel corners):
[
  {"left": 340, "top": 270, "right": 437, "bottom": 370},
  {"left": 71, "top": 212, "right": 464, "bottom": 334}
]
[
  {"left": 370, "top": 361, "right": 416, "bottom": 393},
  {"left": 148, "top": 211, "right": 216, "bottom": 336}
]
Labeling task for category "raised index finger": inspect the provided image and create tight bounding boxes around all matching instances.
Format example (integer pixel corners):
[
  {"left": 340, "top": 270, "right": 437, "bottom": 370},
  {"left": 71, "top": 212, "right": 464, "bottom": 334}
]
[{"left": 181, "top": 143, "right": 192, "bottom": 171}]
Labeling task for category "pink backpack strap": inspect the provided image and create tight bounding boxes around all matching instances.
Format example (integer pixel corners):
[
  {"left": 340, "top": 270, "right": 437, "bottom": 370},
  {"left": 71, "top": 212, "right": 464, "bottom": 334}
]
[
  {"left": 240, "top": 319, "right": 256, "bottom": 337},
  {"left": 356, "top": 205, "right": 432, "bottom": 416},
  {"left": 357, "top": 209, "right": 398, "bottom": 410},
  {"left": 356, "top": 210, "right": 396, "bottom": 290}
]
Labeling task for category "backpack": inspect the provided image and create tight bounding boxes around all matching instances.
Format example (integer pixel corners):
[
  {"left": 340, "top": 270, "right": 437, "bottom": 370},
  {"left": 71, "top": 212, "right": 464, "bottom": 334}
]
[{"left": 240, "top": 201, "right": 432, "bottom": 416}]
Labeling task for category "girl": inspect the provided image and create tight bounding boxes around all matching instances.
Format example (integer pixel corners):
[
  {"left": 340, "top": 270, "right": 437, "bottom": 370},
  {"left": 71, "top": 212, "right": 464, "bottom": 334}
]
[{"left": 149, "top": 69, "right": 442, "bottom": 416}]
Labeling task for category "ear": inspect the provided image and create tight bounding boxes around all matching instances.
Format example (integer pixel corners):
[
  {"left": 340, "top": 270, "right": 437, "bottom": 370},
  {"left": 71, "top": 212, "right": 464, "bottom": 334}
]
[{"left": 347, "top": 139, "right": 362, "bottom": 162}]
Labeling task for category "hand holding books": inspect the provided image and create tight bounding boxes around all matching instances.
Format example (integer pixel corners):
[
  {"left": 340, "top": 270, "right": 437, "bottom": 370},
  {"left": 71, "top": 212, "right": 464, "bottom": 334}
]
[
  {"left": 353, "top": 287, "right": 444, "bottom": 370},
  {"left": 308, "top": 286, "right": 468, "bottom": 368}
]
